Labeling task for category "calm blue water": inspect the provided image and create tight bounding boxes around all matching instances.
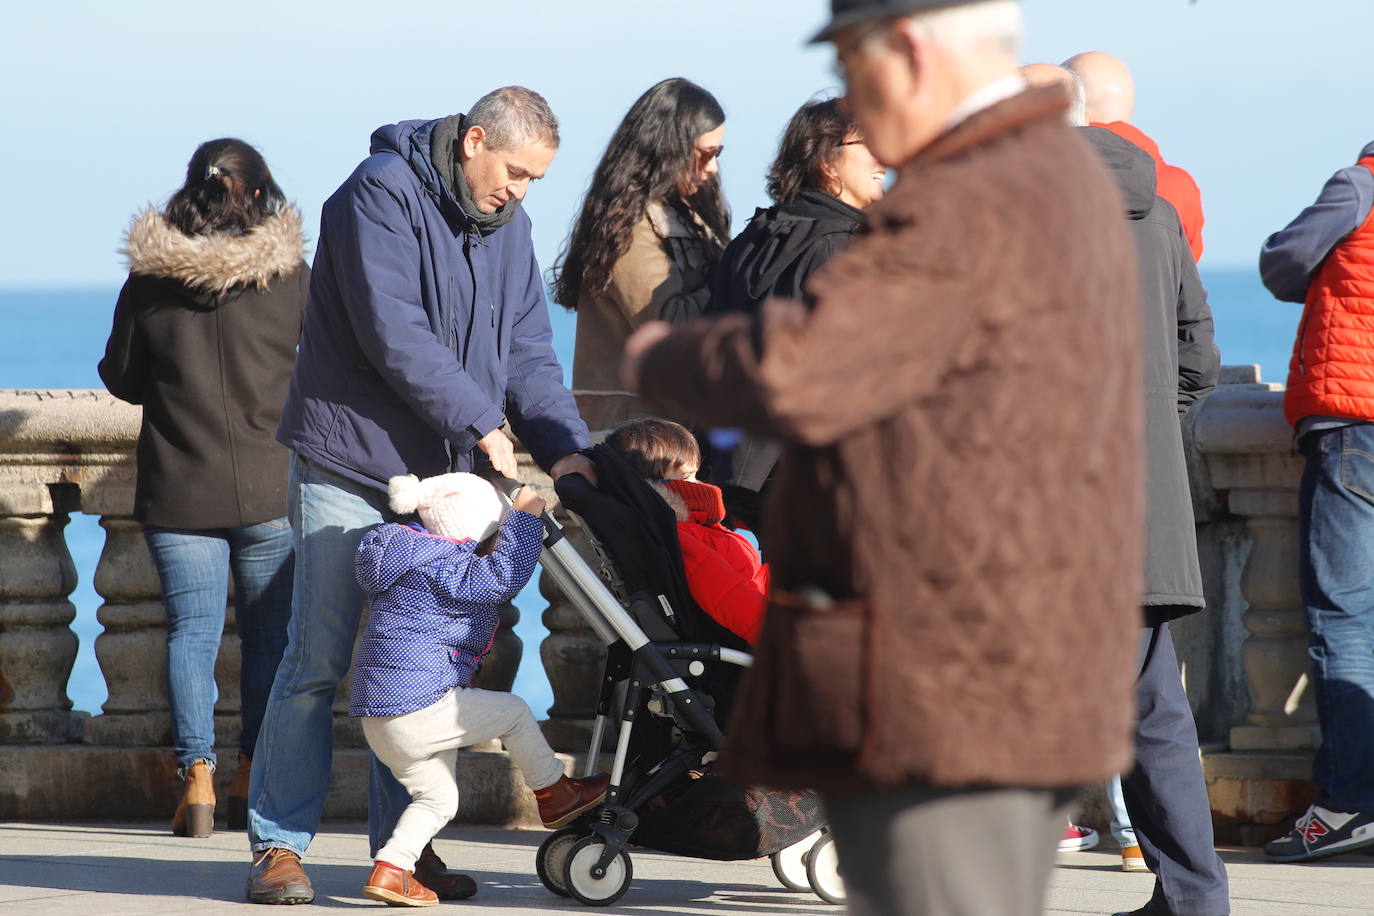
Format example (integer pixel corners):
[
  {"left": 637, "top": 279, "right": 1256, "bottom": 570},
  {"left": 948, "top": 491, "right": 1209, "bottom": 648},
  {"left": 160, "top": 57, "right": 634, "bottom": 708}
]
[{"left": 0, "top": 269, "right": 1293, "bottom": 717}]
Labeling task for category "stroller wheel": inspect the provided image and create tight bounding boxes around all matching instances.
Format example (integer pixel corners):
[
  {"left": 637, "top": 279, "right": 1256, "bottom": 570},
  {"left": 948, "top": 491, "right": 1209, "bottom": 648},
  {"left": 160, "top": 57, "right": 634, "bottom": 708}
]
[
  {"left": 536, "top": 828, "right": 582, "bottom": 897},
  {"left": 562, "top": 836, "right": 633, "bottom": 906},
  {"left": 771, "top": 830, "right": 823, "bottom": 892},
  {"left": 806, "top": 832, "right": 847, "bottom": 906}
]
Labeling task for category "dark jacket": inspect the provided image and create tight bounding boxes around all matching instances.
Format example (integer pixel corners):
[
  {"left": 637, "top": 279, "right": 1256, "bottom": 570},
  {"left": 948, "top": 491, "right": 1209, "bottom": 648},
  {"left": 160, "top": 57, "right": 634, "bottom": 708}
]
[
  {"left": 349, "top": 511, "right": 543, "bottom": 717},
  {"left": 639, "top": 87, "right": 1144, "bottom": 793},
  {"left": 99, "top": 208, "right": 308, "bottom": 529},
  {"left": 277, "top": 118, "right": 588, "bottom": 489},
  {"left": 1083, "top": 127, "right": 1219, "bottom": 620},
  {"left": 707, "top": 190, "right": 863, "bottom": 318},
  {"left": 704, "top": 190, "right": 864, "bottom": 524}
]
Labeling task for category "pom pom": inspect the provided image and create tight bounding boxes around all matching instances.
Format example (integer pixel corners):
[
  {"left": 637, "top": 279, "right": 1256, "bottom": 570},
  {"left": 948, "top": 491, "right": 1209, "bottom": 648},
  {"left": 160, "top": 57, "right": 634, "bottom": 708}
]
[{"left": 387, "top": 475, "right": 422, "bottom": 514}]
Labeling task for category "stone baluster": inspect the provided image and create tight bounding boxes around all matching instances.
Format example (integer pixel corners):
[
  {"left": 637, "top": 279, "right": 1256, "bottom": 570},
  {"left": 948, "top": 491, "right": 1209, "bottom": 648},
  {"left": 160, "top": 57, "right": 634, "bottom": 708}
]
[
  {"left": 0, "top": 502, "right": 84, "bottom": 744},
  {"left": 1191, "top": 378, "right": 1315, "bottom": 749}
]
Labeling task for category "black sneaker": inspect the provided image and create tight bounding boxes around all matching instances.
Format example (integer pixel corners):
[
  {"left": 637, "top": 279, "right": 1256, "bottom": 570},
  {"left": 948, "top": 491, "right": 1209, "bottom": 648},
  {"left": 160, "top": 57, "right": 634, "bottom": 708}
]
[{"left": 1264, "top": 804, "right": 1374, "bottom": 862}]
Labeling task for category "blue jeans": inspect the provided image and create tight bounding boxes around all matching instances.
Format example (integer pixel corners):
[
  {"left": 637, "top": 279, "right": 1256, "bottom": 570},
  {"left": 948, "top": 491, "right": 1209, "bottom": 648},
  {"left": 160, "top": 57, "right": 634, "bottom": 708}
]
[
  {"left": 1106, "top": 774, "right": 1137, "bottom": 847},
  {"left": 248, "top": 454, "right": 412, "bottom": 857},
  {"left": 1299, "top": 424, "right": 1374, "bottom": 813},
  {"left": 144, "top": 520, "right": 294, "bottom": 770}
]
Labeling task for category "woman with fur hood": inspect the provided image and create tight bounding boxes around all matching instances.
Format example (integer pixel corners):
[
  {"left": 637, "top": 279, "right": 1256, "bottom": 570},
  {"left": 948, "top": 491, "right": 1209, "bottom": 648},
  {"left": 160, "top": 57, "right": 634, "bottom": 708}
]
[{"left": 98, "top": 139, "right": 307, "bottom": 839}]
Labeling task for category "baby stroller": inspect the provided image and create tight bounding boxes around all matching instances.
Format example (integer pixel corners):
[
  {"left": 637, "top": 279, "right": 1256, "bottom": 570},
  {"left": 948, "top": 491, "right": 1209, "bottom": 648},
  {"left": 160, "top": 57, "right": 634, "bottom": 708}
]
[{"left": 519, "top": 443, "right": 840, "bottom": 906}]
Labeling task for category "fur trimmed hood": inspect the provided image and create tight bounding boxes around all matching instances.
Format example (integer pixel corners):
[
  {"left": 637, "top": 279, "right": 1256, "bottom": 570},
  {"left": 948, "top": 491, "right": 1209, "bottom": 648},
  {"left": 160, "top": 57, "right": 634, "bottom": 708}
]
[
  {"left": 121, "top": 206, "right": 306, "bottom": 295},
  {"left": 650, "top": 480, "right": 690, "bottom": 522}
]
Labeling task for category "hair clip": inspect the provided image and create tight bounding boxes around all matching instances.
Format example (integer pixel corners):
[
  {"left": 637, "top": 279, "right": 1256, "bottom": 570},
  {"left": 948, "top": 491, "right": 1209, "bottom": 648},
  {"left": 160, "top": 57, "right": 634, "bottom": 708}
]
[{"left": 204, "top": 164, "right": 223, "bottom": 180}]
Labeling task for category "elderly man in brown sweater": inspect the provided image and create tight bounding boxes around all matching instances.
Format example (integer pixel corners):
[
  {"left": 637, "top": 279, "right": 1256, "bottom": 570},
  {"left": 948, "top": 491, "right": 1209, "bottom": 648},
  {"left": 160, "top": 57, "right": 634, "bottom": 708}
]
[{"left": 622, "top": 1, "right": 1146, "bottom": 914}]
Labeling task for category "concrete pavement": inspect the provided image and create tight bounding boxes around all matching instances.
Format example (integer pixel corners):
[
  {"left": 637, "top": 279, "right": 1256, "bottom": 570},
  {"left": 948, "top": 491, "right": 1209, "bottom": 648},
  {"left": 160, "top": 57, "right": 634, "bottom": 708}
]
[{"left": 2, "top": 822, "right": 1372, "bottom": 914}]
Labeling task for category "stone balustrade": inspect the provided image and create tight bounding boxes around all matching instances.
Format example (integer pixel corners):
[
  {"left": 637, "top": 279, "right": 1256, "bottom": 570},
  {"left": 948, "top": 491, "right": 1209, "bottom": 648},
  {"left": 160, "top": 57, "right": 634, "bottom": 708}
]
[{"left": 0, "top": 378, "right": 1321, "bottom": 842}]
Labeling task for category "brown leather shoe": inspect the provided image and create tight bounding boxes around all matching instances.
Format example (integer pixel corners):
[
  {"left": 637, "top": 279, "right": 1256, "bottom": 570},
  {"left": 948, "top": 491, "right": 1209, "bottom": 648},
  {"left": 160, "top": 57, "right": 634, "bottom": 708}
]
[
  {"left": 362, "top": 861, "right": 438, "bottom": 908},
  {"left": 227, "top": 753, "right": 251, "bottom": 831},
  {"left": 246, "top": 848, "right": 315, "bottom": 905},
  {"left": 413, "top": 844, "right": 478, "bottom": 900},
  {"left": 534, "top": 772, "right": 611, "bottom": 828},
  {"left": 171, "top": 759, "right": 215, "bottom": 838}
]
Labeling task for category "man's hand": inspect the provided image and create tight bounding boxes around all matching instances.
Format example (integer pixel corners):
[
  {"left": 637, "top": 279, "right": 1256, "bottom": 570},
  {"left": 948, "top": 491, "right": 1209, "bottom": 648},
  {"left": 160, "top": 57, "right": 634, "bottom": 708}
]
[
  {"left": 477, "top": 428, "right": 518, "bottom": 478},
  {"left": 549, "top": 452, "right": 597, "bottom": 487},
  {"left": 621, "top": 321, "right": 673, "bottom": 391},
  {"left": 512, "top": 486, "right": 547, "bottom": 517}
]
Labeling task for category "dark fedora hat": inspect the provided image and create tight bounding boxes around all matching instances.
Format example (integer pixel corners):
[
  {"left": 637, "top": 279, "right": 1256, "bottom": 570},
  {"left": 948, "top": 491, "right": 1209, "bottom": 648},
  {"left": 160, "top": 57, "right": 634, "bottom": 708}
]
[{"left": 809, "top": 0, "right": 1014, "bottom": 44}]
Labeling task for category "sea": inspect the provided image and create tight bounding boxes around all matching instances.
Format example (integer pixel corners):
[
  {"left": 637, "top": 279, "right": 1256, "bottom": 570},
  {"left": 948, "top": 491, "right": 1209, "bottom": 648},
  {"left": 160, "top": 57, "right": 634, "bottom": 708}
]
[{"left": 0, "top": 268, "right": 1297, "bottom": 719}]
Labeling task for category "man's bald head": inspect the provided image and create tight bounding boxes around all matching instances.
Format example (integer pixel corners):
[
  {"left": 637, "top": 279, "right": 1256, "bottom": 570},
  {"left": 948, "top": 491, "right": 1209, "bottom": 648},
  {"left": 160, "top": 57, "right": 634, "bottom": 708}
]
[
  {"left": 1062, "top": 50, "right": 1135, "bottom": 124},
  {"left": 1019, "top": 63, "right": 1086, "bottom": 126}
]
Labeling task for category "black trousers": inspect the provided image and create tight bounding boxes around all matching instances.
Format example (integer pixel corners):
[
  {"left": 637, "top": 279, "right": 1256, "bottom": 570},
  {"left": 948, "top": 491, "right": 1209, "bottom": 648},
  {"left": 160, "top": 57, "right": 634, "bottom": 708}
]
[{"left": 1121, "top": 622, "right": 1230, "bottom": 916}]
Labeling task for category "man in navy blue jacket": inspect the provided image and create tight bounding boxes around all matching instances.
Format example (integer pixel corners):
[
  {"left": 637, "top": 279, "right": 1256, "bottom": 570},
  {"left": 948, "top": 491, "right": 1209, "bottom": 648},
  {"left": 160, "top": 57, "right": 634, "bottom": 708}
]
[{"left": 246, "top": 86, "right": 591, "bottom": 905}]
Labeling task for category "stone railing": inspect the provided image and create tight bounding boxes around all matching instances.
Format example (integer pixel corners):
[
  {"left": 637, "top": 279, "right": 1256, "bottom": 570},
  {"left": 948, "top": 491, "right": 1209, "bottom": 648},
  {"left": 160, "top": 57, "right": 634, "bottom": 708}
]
[{"left": 0, "top": 378, "right": 1318, "bottom": 842}]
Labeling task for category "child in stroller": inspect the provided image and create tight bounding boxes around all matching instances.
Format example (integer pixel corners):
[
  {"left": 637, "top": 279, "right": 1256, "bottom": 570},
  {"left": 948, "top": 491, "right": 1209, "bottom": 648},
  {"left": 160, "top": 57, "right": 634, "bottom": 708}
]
[
  {"left": 605, "top": 418, "right": 768, "bottom": 646},
  {"left": 532, "top": 440, "right": 830, "bottom": 906}
]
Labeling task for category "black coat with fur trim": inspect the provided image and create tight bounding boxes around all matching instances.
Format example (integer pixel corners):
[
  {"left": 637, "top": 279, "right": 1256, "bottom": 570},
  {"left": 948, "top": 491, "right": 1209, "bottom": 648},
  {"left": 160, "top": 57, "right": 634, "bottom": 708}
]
[{"left": 99, "top": 208, "right": 308, "bottom": 528}]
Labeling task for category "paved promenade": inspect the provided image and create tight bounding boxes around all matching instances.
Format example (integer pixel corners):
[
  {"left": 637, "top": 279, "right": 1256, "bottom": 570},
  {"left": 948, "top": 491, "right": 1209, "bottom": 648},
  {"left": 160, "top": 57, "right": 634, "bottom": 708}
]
[{"left": 2, "top": 822, "right": 1373, "bottom": 914}]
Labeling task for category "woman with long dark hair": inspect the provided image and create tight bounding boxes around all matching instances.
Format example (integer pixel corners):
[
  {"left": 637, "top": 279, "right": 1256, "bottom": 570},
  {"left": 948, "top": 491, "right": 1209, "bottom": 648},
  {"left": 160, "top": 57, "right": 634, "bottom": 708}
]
[
  {"left": 553, "top": 77, "right": 730, "bottom": 431},
  {"left": 99, "top": 138, "right": 306, "bottom": 838},
  {"left": 706, "top": 98, "right": 886, "bottom": 532}
]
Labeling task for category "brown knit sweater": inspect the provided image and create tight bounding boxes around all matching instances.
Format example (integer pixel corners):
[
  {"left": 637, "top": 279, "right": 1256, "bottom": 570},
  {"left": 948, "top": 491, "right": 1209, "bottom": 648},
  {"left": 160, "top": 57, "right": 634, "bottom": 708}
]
[{"left": 638, "top": 86, "right": 1144, "bottom": 794}]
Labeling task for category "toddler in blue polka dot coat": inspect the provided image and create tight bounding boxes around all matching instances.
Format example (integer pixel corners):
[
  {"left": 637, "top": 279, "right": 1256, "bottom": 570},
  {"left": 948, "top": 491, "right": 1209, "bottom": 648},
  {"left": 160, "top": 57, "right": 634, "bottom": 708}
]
[{"left": 350, "top": 472, "right": 610, "bottom": 906}]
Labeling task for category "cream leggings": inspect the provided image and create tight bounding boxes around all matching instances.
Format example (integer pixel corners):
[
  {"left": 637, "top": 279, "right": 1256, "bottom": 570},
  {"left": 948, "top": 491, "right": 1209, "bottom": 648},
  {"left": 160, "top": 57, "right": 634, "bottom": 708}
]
[{"left": 362, "top": 687, "right": 566, "bottom": 870}]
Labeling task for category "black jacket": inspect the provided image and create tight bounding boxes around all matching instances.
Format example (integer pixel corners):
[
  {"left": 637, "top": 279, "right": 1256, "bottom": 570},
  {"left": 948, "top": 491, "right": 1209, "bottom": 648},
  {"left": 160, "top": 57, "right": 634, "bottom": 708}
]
[
  {"left": 99, "top": 208, "right": 308, "bottom": 529},
  {"left": 707, "top": 190, "right": 863, "bottom": 318},
  {"left": 703, "top": 191, "right": 863, "bottom": 529},
  {"left": 1082, "top": 127, "right": 1219, "bottom": 620}
]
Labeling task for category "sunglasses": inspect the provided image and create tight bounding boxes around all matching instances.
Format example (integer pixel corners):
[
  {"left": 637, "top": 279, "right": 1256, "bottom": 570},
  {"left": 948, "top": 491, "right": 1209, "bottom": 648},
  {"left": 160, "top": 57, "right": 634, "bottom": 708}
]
[{"left": 696, "top": 145, "right": 724, "bottom": 166}]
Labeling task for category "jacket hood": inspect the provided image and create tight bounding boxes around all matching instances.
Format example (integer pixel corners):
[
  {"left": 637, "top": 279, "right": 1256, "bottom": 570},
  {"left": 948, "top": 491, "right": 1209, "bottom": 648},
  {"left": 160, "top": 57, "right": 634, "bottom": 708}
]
[
  {"left": 739, "top": 191, "right": 862, "bottom": 298},
  {"left": 355, "top": 522, "right": 473, "bottom": 593},
  {"left": 122, "top": 206, "right": 305, "bottom": 297},
  {"left": 650, "top": 478, "right": 728, "bottom": 526},
  {"left": 1080, "top": 126, "right": 1157, "bottom": 221},
  {"left": 370, "top": 117, "right": 518, "bottom": 235}
]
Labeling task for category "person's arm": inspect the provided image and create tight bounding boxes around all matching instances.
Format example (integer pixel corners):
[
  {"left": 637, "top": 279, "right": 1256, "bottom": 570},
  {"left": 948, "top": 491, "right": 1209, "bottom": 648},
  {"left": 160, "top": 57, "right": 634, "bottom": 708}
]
[
  {"left": 607, "top": 218, "right": 714, "bottom": 327},
  {"left": 1176, "top": 242, "right": 1220, "bottom": 419},
  {"left": 504, "top": 249, "right": 590, "bottom": 473},
  {"left": 634, "top": 239, "right": 989, "bottom": 446},
  {"left": 435, "top": 509, "right": 544, "bottom": 606},
  {"left": 678, "top": 532, "right": 767, "bottom": 646},
  {"left": 97, "top": 277, "right": 147, "bottom": 404},
  {"left": 330, "top": 174, "right": 507, "bottom": 456},
  {"left": 1260, "top": 164, "right": 1374, "bottom": 303}
]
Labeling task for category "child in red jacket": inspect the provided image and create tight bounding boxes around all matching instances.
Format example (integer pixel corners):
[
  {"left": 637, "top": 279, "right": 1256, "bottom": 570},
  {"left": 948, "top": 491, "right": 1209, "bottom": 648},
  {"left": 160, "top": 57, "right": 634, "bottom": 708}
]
[{"left": 607, "top": 418, "right": 768, "bottom": 645}]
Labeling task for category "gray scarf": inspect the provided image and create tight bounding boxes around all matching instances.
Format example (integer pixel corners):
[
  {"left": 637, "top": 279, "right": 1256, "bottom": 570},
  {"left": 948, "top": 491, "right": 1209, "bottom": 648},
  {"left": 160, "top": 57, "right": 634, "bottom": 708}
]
[{"left": 430, "top": 114, "right": 520, "bottom": 236}]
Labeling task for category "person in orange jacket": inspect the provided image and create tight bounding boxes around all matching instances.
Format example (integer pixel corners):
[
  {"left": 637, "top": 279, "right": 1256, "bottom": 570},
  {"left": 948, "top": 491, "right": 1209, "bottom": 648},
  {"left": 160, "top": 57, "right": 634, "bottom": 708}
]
[
  {"left": 606, "top": 418, "right": 767, "bottom": 645},
  {"left": 1064, "top": 50, "right": 1205, "bottom": 263}
]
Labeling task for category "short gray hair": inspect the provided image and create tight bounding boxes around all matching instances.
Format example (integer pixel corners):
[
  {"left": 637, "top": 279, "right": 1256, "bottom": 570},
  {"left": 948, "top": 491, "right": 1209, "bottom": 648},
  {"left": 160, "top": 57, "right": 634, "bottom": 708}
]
[
  {"left": 466, "top": 86, "right": 560, "bottom": 151},
  {"left": 886, "top": 0, "right": 1023, "bottom": 60}
]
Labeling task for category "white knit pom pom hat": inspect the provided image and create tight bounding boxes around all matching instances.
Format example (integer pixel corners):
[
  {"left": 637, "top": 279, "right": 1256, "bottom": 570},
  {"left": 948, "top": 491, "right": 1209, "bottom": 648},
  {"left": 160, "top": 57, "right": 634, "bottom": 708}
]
[{"left": 387, "top": 472, "right": 507, "bottom": 542}]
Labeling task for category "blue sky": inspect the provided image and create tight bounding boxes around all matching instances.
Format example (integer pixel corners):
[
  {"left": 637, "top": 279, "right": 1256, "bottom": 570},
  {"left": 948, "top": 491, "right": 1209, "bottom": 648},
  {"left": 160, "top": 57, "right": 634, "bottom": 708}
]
[{"left": 2, "top": 0, "right": 1371, "bottom": 288}]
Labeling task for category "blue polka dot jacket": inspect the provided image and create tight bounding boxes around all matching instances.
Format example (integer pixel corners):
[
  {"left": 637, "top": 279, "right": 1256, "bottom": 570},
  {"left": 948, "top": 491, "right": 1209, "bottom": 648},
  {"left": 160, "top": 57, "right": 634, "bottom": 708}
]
[{"left": 348, "top": 509, "right": 543, "bottom": 717}]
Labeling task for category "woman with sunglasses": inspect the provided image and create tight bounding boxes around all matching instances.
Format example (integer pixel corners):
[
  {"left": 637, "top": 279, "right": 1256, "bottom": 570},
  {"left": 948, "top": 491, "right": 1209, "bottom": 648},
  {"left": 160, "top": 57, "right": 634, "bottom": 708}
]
[
  {"left": 553, "top": 77, "right": 729, "bottom": 432},
  {"left": 704, "top": 97, "right": 886, "bottom": 533}
]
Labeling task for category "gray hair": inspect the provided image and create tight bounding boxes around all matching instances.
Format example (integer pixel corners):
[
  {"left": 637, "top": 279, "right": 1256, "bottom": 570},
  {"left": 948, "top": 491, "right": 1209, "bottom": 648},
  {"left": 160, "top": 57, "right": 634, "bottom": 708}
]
[
  {"left": 882, "top": 0, "right": 1023, "bottom": 60},
  {"left": 1064, "top": 68, "right": 1088, "bottom": 127},
  {"left": 466, "top": 86, "right": 560, "bottom": 151}
]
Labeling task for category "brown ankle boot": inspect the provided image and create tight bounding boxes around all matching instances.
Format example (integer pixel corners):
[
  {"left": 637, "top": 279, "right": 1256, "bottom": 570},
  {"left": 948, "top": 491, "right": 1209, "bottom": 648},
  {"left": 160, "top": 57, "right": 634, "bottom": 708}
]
[
  {"left": 227, "top": 753, "right": 250, "bottom": 831},
  {"left": 246, "top": 847, "right": 314, "bottom": 904},
  {"left": 534, "top": 772, "right": 611, "bottom": 829},
  {"left": 362, "top": 861, "right": 438, "bottom": 907},
  {"left": 170, "top": 759, "right": 215, "bottom": 838}
]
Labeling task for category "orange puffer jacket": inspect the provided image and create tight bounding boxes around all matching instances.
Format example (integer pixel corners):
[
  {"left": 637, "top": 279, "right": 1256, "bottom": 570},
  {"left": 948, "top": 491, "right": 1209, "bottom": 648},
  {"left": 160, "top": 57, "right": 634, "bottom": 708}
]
[
  {"left": 1285, "top": 158, "right": 1374, "bottom": 427},
  {"left": 655, "top": 478, "right": 768, "bottom": 646}
]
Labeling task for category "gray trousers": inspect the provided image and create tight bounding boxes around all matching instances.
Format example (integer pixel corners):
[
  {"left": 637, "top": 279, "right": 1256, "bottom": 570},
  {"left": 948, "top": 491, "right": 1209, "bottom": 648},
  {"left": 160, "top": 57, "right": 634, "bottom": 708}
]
[{"left": 824, "top": 783, "right": 1075, "bottom": 916}]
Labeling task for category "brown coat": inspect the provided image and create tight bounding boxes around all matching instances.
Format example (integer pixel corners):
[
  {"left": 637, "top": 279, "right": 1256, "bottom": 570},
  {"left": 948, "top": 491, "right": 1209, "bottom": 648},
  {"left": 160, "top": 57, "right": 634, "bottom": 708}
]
[
  {"left": 571, "top": 202, "right": 723, "bottom": 431},
  {"left": 638, "top": 87, "right": 1144, "bottom": 794}
]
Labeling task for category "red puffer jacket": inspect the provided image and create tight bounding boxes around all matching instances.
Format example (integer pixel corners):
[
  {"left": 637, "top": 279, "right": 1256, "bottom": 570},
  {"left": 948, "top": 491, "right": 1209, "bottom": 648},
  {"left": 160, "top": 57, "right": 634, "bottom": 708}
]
[{"left": 656, "top": 478, "right": 768, "bottom": 645}]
